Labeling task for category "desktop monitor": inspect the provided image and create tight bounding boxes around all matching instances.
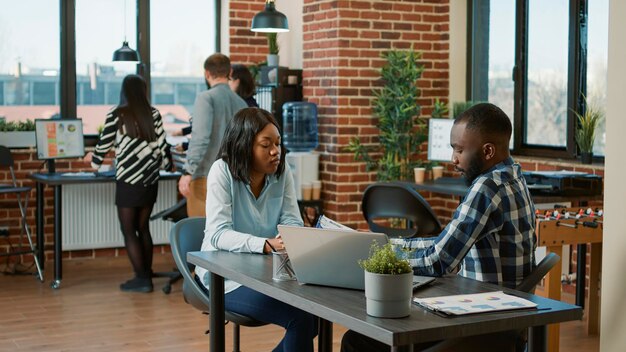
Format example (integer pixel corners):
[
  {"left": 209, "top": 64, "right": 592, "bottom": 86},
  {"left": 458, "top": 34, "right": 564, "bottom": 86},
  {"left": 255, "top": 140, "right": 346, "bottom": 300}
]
[
  {"left": 35, "top": 119, "right": 85, "bottom": 160},
  {"left": 427, "top": 118, "right": 454, "bottom": 162}
]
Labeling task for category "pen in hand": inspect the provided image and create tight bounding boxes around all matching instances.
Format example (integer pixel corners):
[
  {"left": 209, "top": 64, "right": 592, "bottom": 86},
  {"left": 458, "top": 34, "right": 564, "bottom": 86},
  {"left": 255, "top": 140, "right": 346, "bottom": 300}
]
[{"left": 266, "top": 240, "right": 278, "bottom": 253}]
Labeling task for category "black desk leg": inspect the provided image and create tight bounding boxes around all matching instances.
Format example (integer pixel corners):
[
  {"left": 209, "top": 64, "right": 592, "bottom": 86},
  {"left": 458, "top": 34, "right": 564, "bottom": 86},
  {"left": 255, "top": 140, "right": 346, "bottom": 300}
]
[
  {"left": 576, "top": 244, "right": 586, "bottom": 308},
  {"left": 36, "top": 182, "right": 45, "bottom": 271},
  {"left": 319, "top": 318, "right": 333, "bottom": 352},
  {"left": 51, "top": 185, "right": 62, "bottom": 289},
  {"left": 529, "top": 325, "right": 547, "bottom": 352},
  {"left": 210, "top": 272, "right": 226, "bottom": 352}
]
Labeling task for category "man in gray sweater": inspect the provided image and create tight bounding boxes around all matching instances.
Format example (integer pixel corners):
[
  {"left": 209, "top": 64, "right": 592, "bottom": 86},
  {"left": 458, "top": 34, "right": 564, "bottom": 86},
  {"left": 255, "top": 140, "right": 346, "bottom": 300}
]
[{"left": 178, "top": 54, "right": 247, "bottom": 216}]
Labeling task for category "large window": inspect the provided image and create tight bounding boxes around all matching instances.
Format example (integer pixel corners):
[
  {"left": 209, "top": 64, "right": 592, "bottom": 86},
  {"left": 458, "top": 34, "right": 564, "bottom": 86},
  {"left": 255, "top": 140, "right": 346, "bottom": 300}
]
[
  {"left": 470, "top": 0, "right": 608, "bottom": 159},
  {"left": 0, "top": 0, "right": 60, "bottom": 122},
  {"left": 1, "top": 0, "right": 219, "bottom": 138},
  {"left": 150, "top": 0, "right": 217, "bottom": 132}
]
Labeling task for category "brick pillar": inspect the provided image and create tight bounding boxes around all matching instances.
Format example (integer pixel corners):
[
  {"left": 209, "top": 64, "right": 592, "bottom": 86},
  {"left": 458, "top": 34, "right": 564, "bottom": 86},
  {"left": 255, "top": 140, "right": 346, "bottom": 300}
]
[
  {"left": 302, "top": 0, "right": 451, "bottom": 228},
  {"left": 229, "top": 1, "right": 269, "bottom": 65}
]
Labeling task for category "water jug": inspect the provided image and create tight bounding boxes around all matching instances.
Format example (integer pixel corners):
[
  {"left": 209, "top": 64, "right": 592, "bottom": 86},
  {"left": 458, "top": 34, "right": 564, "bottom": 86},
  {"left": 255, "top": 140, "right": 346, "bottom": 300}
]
[{"left": 282, "top": 102, "right": 318, "bottom": 152}]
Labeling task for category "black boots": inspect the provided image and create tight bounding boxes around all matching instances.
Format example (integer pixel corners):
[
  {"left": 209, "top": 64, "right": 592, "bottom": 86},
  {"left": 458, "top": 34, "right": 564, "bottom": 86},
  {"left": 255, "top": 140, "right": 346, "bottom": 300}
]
[{"left": 120, "top": 276, "right": 153, "bottom": 293}]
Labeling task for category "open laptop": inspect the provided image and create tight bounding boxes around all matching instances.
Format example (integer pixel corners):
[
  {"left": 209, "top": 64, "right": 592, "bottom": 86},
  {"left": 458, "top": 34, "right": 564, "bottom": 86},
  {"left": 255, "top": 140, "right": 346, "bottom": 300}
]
[{"left": 277, "top": 225, "right": 435, "bottom": 290}]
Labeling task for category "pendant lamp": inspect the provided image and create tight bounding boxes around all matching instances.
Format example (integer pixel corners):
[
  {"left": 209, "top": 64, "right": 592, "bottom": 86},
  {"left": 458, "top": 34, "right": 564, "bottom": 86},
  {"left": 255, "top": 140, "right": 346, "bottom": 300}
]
[
  {"left": 113, "top": 0, "right": 140, "bottom": 62},
  {"left": 251, "top": 0, "right": 289, "bottom": 33}
]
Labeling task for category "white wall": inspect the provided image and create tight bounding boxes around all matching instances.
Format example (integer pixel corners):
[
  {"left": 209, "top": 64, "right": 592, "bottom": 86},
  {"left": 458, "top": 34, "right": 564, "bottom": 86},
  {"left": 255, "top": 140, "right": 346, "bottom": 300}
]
[
  {"left": 220, "top": 0, "right": 230, "bottom": 56},
  {"left": 276, "top": 0, "right": 303, "bottom": 69},
  {"left": 449, "top": 0, "right": 467, "bottom": 105},
  {"left": 600, "top": 0, "right": 626, "bottom": 350}
]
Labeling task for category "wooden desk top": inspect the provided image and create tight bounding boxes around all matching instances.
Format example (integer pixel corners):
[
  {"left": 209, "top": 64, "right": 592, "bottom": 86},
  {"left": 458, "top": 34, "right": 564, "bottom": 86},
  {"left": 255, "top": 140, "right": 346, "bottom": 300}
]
[{"left": 188, "top": 250, "right": 582, "bottom": 347}]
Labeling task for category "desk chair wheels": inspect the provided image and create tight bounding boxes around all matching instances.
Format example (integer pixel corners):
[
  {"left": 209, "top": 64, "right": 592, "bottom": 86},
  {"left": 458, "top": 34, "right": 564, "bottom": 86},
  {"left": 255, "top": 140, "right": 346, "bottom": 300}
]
[
  {"left": 51, "top": 279, "right": 61, "bottom": 289},
  {"left": 152, "top": 270, "right": 182, "bottom": 294}
]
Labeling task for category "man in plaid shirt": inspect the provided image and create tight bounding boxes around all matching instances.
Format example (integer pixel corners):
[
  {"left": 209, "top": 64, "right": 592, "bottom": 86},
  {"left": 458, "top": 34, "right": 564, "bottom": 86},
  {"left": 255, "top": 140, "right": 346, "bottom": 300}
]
[{"left": 342, "top": 103, "right": 536, "bottom": 352}]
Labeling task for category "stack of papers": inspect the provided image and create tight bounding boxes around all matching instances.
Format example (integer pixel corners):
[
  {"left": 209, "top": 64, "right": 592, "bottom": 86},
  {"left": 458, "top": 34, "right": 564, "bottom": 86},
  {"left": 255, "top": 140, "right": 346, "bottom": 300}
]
[{"left": 413, "top": 291, "right": 537, "bottom": 316}]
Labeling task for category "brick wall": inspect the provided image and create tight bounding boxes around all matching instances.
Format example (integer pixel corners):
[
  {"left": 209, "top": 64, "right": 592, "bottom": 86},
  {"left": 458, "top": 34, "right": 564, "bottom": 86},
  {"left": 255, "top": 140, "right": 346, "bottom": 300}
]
[
  {"left": 299, "top": 0, "right": 451, "bottom": 228},
  {"left": 0, "top": 148, "right": 170, "bottom": 268},
  {"left": 229, "top": 1, "right": 270, "bottom": 65}
]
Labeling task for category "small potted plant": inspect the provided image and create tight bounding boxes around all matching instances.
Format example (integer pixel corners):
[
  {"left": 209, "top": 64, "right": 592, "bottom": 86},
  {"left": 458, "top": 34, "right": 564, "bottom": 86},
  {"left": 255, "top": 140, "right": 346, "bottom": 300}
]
[
  {"left": 359, "top": 242, "right": 413, "bottom": 318},
  {"left": 0, "top": 118, "right": 36, "bottom": 148},
  {"left": 574, "top": 100, "right": 603, "bottom": 164},
  {"left": 266, "top": 33, "right": 279, "bottom": 67}
]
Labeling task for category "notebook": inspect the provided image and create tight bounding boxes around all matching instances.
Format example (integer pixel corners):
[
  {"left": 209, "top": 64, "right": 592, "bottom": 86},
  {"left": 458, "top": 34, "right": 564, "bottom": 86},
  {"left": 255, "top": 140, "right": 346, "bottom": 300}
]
[{"left": 277, "top": 225, "right": 436, "bottom": 291}]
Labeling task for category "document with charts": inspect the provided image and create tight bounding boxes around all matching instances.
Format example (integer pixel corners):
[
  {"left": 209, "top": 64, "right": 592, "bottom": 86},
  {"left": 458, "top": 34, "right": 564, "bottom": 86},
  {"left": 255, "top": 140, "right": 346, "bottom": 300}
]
[{"left": 413, "top": 291, "right": 537, "bottom": 316}]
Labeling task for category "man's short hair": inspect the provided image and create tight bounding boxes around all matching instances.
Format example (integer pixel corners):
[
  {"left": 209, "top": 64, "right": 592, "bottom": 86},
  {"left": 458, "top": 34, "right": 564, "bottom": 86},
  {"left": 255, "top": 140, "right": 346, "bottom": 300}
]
[
  {"left": 204, "top": 54, "right": 231, "bottom": 78},
  {"left": 455, "top": 103, "right": 512, "bottom": 145}
]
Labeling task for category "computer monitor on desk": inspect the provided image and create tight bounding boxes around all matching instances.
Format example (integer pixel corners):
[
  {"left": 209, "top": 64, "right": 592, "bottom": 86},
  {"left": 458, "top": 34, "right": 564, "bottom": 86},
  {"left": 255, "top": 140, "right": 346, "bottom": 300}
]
[
  {"left": 427, "top": 118, "right": 454, "bottom": 162},
  {"left": 35, "top": 119, "right": 85, "bottom": 173}
]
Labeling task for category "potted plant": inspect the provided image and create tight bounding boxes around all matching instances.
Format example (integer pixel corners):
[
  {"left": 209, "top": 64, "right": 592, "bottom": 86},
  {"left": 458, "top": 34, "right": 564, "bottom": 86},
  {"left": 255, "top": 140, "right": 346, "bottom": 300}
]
[
  {"left": 574, "top": 100, "right": 603, "bottom": 164},
  {"left": 0, "top": 118, "right": 36, "bottom": 148},
  {"left": 347, "top": 49, "right": 437, "bottom": 182},
  {"left": 266, "top": 33, "right": 279, "bottom": 67},
  {"left": 359, "top": 242, "right": 413, "bottom": 318}
]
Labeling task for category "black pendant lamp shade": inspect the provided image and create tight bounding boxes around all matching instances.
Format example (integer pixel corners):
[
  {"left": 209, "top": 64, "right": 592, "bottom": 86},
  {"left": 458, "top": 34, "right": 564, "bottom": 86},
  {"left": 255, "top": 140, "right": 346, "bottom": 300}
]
[
  {"left": 251, "top": 0, "right": 289, "bottom": 33},
  {"left": 113, "top": 41, "right": 140, "bottom": 62}
]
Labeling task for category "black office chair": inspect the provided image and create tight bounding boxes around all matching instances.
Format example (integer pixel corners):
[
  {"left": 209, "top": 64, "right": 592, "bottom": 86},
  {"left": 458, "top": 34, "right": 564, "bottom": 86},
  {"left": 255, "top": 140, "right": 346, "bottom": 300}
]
[
  {"left": 0, "top": 145, "right": 43, "bottom": 281},
  {"left": 169, "top": 217, "right": 268, "bottom": 351},
  {"left": 362, "top": 181, "right": 442, "bottom": 238},
  {"left": 149, "top": 198, "right": 187, "bottom": 294},
  {"left": 516, "top": 252, "right": 560, "bottom": 293}
]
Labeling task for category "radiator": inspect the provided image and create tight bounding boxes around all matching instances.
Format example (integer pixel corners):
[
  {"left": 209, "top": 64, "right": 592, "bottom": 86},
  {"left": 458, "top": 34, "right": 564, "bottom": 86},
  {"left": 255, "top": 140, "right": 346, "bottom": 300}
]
[{"left": 61, "top": 180, "right": 178, "bottom": 250}]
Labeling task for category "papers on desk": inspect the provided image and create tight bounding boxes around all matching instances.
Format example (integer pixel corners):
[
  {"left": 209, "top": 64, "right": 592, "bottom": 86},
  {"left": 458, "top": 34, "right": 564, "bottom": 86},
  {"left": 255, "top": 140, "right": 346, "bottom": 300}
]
[
  {"left": 315, "top": 215, "right": 354, "bottom": 230},
  {"left": 413, "top": 291, "right": 537, "bottom": 316},
  {"left": 60, "top": 172, "right": 95, "bottom": 177}
]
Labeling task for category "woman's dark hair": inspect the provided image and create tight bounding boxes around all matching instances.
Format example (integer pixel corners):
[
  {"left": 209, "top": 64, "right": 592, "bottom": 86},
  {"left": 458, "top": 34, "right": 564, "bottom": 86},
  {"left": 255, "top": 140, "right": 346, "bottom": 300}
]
[
  {"left": 231, "top": 64, "right": 256, "bottom": 99},
  {"left": 117, "top": 74, "right": 156, "bottom": 141},
  {"left": 219, "top": 107, "right": 285, "bottom": 183}
]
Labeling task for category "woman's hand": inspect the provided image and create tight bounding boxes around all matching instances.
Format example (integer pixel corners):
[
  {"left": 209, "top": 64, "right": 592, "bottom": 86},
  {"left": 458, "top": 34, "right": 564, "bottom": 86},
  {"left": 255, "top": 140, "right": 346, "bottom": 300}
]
[
  {"left": 264, "top": 237, "right": 284, "bottom": 254},
  {"left": 83, "top": 152, "right": 93, "bottom": 164}
]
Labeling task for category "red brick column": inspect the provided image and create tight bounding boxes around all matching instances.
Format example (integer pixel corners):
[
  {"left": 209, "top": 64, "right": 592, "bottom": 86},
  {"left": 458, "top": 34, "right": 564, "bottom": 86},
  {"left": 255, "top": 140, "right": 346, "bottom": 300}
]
[
  {"left": 301, "top": 0, "right": 451, "bottom": 228},
  {"left": 229, "top": 1, "right": 270, "bottom": 65}
]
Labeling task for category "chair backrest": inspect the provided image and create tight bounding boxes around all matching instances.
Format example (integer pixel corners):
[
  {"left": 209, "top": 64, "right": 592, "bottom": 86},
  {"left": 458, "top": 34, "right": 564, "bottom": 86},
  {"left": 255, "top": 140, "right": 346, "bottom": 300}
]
[
  {"left": 169, "top": 217, "right": 211, "bottom": 311},
  {"left": 169, "top": 217, "right": 270, "bottom": 329},
  {"left": 362, "top": 181, "right": 442, "bottom": 238},
  {"left": 516, "top": 252, "right": 560, "bottom": 293},
  {"left": 0, "top": 145, "right": 18, "bottom": 187},
  {"left": 0, "top": 146, "right": 14, "bottom": 168}
]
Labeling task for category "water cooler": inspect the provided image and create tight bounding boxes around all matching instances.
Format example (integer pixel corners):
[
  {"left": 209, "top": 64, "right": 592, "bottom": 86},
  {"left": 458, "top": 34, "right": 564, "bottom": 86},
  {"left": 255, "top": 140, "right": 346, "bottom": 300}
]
[
  {"left": 283, "top": 102, "right": 319, "bottom": 200},
  {"left": 286, "top": 152, "right": 319, "bottom": 200}
]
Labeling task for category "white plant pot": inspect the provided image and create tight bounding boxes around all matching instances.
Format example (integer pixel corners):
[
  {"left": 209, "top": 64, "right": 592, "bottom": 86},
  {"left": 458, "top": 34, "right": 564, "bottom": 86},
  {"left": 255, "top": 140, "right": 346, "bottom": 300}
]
[
  {"left": 364, "top": 271, "right": 413, "bottom": 318},
  {"left": 0, "top": 131, "right": 36, "bottom": 148},
  {"left": 267, "top": 54, "right": 279, "bottom": 67}
]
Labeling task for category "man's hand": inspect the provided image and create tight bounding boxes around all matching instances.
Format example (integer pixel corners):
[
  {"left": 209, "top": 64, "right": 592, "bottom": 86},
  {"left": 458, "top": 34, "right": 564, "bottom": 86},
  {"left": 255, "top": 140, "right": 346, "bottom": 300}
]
[{"left": 178, "top": 174, "right": 192, "bottom": 197}]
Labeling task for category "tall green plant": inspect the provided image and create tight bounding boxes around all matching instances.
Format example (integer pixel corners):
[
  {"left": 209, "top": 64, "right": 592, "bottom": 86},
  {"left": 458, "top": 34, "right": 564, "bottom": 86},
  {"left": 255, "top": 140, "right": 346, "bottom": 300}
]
[
  {"left": 574, "top": 98, "right": 603, "bottom": 153},
  {"left": 267, "top": 33, "right": 279, "bottom": 55},
  {"left": 347, "top": 49, "right": 429, "bottom": 181}
]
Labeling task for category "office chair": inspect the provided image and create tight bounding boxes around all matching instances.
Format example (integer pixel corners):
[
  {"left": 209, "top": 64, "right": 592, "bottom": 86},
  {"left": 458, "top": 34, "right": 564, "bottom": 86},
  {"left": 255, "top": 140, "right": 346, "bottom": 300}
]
[
  {"left": 362, "top": 181, "right": 442, "bottom": 238},
  {"left": 420, "top": 253, "right": 562, "bottom": 352},
  {"left": 149, "top": 198, "right": 188, "bottom": 294},
  {"left": 170, "top": 217, "right": 268, "bottom": 352},
  {"left": 149, "top": 145, "right": 188, "bottom": 293},
  {"left": 0, "top": 145, "right": 43, "bottom": 281}
]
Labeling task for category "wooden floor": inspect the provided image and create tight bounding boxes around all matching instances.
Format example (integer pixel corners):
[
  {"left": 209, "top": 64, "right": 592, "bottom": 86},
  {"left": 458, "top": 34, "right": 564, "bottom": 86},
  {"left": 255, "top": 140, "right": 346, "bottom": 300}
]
[{"left": 0, "top": 255, "right": 599, "bottom": 351}]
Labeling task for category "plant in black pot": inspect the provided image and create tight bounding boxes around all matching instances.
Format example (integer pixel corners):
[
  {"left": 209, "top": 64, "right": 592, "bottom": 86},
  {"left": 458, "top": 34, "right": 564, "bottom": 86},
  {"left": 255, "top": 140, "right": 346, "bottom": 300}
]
[
  {"left": 359, "top": 242, "right": 413, "bottom": 318},
  {"left": 574, "top": 99, "right": 603, "bottom": 164}
]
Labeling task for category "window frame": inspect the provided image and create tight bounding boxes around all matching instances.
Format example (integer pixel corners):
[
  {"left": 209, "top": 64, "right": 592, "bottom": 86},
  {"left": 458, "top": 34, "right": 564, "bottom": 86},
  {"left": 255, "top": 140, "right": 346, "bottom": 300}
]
[
  {"left": 467, "top": 0, "right": 599, "bottom": 161},
  {"left": 58, "top": 0, "right": 221, "bottom": 141}
]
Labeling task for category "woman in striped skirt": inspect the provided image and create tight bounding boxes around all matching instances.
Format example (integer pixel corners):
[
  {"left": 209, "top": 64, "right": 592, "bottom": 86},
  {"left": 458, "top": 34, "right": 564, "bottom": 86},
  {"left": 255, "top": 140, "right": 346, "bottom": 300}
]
[{"left": 85, "top": 74, "right": 171, "bottom": 292}]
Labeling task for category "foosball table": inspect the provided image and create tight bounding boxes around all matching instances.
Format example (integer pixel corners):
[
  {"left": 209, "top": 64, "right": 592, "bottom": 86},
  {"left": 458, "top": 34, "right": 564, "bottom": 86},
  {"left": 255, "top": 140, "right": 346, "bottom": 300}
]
[{"left": 535, "top": 207, "right": 603, "bottom": 352}]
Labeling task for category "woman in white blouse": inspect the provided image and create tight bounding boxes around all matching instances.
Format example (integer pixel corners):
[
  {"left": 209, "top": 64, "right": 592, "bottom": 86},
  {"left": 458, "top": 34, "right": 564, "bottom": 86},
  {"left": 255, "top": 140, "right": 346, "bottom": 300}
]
[{"left": 195, "top": 107, "right": 317, "bottom": 352}]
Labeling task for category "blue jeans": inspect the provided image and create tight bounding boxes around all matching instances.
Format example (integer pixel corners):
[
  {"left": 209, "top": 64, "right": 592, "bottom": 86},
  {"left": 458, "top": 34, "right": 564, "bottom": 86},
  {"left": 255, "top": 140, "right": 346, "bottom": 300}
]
[{"left": 195, "top": 276, "right": 318, "bottom": 352}]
